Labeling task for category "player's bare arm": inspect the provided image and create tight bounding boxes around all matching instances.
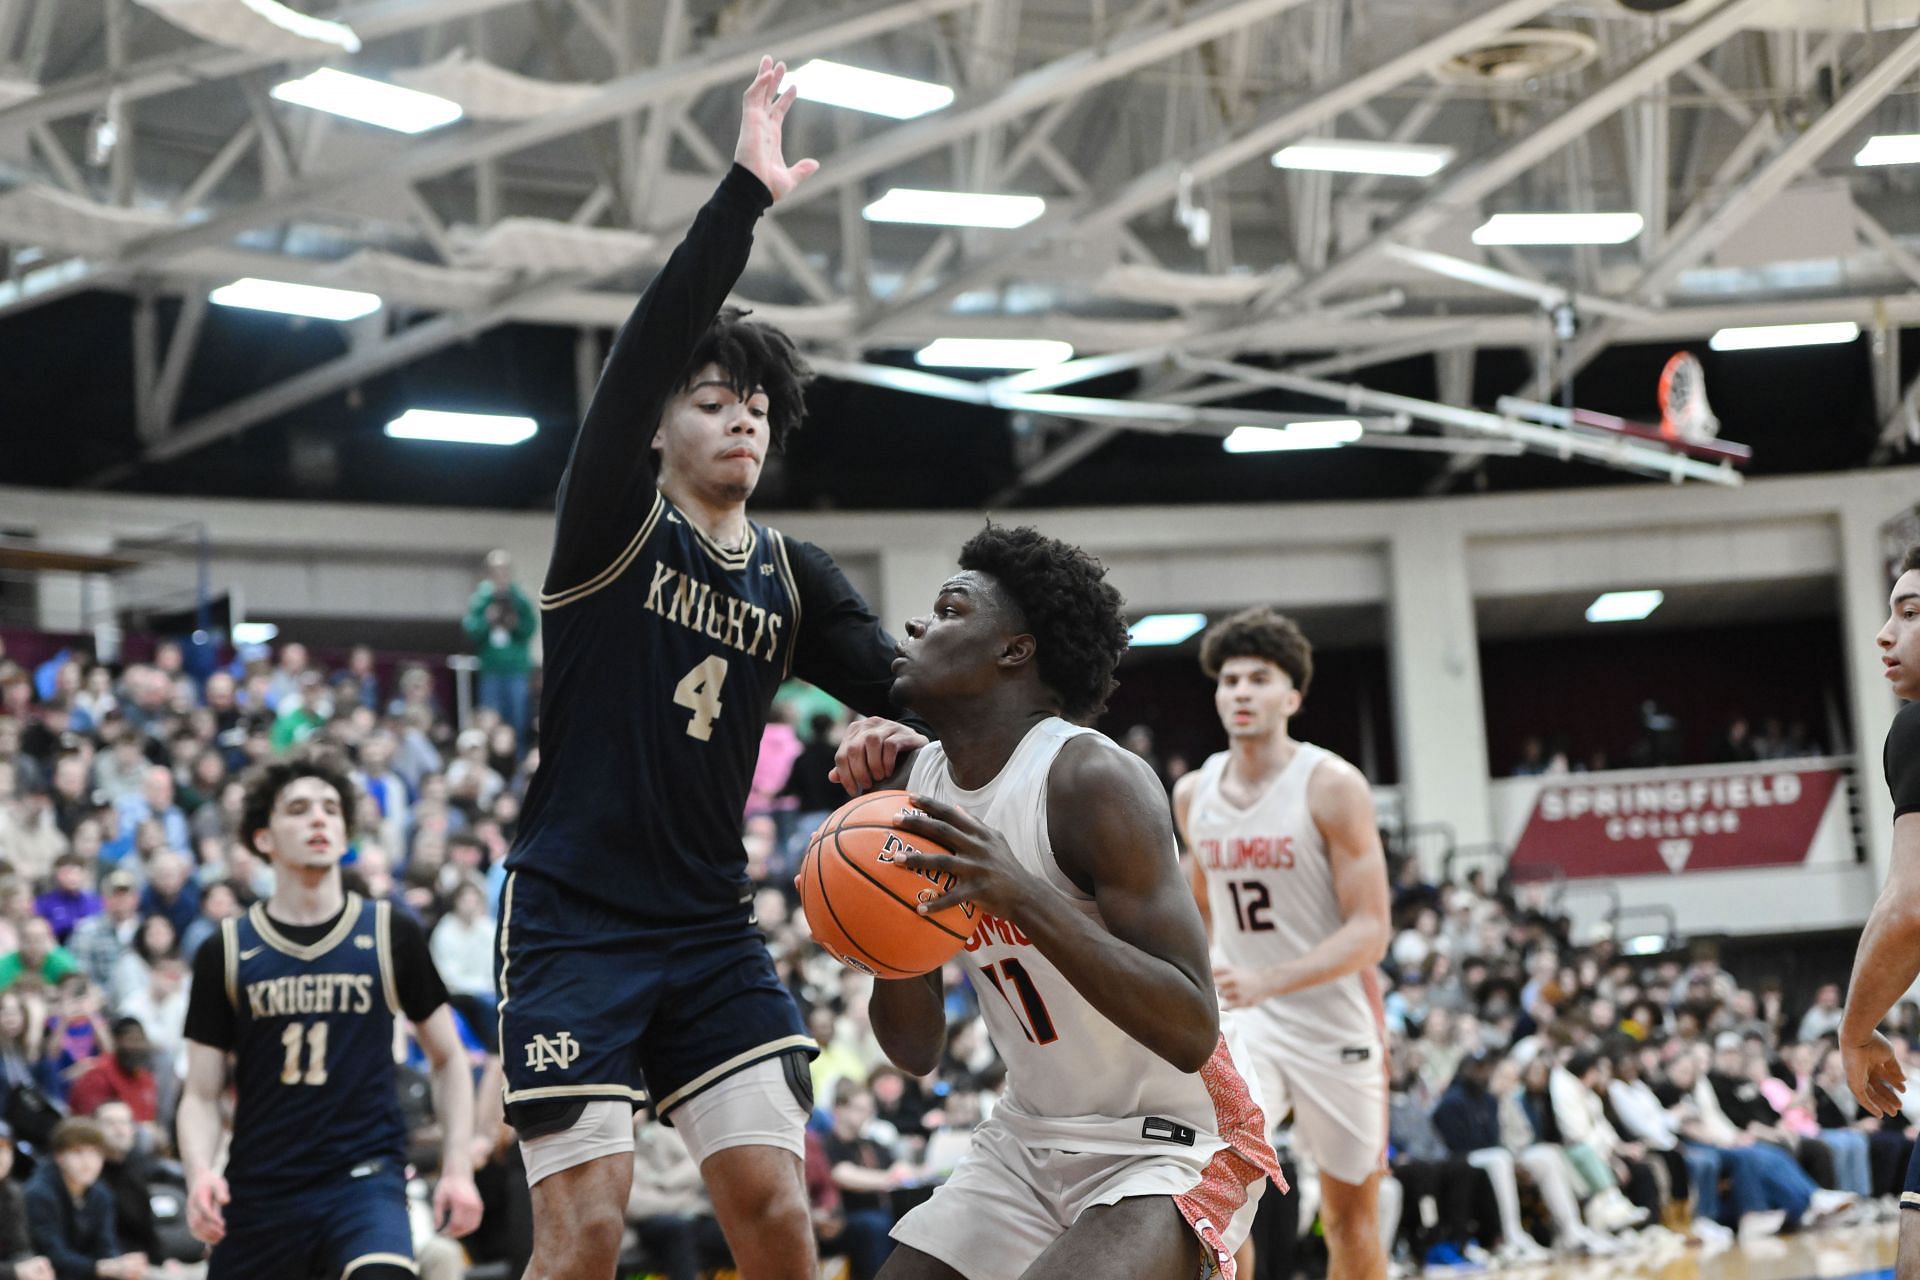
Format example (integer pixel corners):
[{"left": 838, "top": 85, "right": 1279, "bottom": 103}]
[
  {"left": 416, "top": 1004, "right": 485, "bottom": 1238},
  {"left": 868, "top": 968, "right": 945, "bottom": 1077},
  {"left": 1214, "top": 757, "right": 1389, "bottom": 1009},
  {"left": 1171, "top": 771, "right": 1213, "bottom": 937},
  {"left": 1842, "top": 809, "right": 1920, "bottom": 1116},
  {"left": 179, "top": 1039, "right": 230, "bottom": 1246},
  {"left": 898, "top": 737, "right": 1218, "bottom": 1072}
]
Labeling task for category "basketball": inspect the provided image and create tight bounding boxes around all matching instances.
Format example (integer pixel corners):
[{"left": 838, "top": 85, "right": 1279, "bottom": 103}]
[{"left": 799, "top": 789, "right": 974, "bottom": 980}]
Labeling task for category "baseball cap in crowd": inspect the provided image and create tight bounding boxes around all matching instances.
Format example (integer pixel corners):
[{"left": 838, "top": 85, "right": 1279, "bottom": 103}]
[
  {"left": 1713, "top": 1032, "right": 1745, "bottom": 1053},
  {"left": 104, "top": 870, "right": 137, "bottom": 893}
]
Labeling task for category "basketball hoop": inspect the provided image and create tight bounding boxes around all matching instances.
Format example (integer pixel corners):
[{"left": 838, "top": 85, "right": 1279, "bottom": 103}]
[{"left": 1658, "top": 352, "right": 1720, "bottom": 443}]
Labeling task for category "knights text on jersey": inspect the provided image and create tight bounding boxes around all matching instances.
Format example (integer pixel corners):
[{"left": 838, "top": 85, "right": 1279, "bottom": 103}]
[
  {"left": 219, "top": 894, "right": 410, "bottom": 1198},
  {"left": 507, "top": 494, "right": 804, "bottom": 921}
]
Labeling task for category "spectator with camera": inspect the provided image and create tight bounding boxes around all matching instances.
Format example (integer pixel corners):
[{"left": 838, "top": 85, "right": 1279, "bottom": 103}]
[{"left": 463, "top": 550, "right": 537, "bottom": 740}]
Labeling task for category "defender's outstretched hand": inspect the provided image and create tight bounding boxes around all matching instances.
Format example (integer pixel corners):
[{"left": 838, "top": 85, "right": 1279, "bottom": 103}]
[{"left": 736, "top": 56, "right": 818, "bottom": 202}]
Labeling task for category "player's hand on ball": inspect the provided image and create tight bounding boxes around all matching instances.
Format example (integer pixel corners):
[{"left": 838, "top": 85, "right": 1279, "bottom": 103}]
[
  {"left": 186, "top": 1172, "right": 229, "bottom": 1244},
  {"left": 1843, "top": 1029, "right": 1906, "bottom": 1117},
  {"left": 1211, "top": 962, "right": 1274, "bottom": 1010},
  {"left": 830, "top": 717, "right": 929, "bottom": 795},
  {"left": 893, "top": 795, "right": 1034, "bottom": 920},
  {"left": 735, "top": 56, "right": 818, "bottom": 202},
  {"left": 435, "top": 1171, "right": 485, "bottom": 1238}
]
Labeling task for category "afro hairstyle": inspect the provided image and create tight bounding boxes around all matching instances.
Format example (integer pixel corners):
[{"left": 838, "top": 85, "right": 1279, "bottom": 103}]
[{"left": 958, "top": 523, "right": 1129, "bottom": 721}]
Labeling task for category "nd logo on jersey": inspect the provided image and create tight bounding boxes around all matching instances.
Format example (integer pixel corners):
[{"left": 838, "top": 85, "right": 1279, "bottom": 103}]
[{"left": 524, "top": 1031, "right": 582, "bottom": 1073}]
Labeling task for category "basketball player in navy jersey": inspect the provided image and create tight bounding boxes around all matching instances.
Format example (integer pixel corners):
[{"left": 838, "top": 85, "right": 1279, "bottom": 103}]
[
  {"left": 1841, "top": 543, "right": 1920, "bottom": 1276},
  {"left": 496, "top": 58, "right": 922, "bottom": 1280},
  {"left": 858, "top": 526, "right": 1279, "bottom": 1280},
  {"left": 179, "top": 753, "right": 482, "bottom": 1279}
]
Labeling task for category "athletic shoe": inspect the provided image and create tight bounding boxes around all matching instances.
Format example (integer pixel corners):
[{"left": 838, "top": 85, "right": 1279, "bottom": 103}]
[
  {"left": 1461, "top": 1242, "right": 1493, "bottom": 1266},
  {"left": 1495, "top": 1235, "right": 1552, "bottom": 1267},
  {"left": 1689, "top": 1217, "right": 1733, "bottom": 1247},
  {"left": 1737, "top": 1209, "right": 1786, "bottom": 1241},
  {"left": 1807, "top": 1189, "right": 1859, "bottom": 1224}
]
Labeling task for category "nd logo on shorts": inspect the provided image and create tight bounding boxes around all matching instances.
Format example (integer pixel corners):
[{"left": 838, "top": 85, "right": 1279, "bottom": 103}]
[{"left": 524, "top": 1031, "right": 582, "bottom": 1073}]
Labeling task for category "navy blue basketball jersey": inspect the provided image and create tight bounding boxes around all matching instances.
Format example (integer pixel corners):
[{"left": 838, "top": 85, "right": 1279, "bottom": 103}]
[
  {"left": 509, "top": 493, "right": 808, "bottom": 922},
  {"left": 219, "top": 893, "right": 409, "bottom": 1197}
]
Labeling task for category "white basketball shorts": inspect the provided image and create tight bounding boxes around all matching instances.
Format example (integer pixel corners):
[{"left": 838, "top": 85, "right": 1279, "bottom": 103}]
[{"left": 1226, "top": 1004, "right": 1387, "bottom": 1186}]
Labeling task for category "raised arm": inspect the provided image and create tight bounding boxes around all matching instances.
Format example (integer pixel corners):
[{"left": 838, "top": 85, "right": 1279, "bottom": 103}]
[
  {"left": 896, "top": 737, "right": 1218, "bottom": 1072},
  {"left": 1213, "top": 757, "right": 1389, "bottom": 1008},
  {"left": 546, "top": 58, "right": 816, "bottom": 598}
]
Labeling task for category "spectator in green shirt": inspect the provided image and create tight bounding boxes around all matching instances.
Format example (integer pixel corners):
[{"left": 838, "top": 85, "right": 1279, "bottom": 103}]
[
  {"left": 463, "top": 550, "right": 538, "bottom": 739},
  {"left": 0, "top": 917, "right": 79, "bottom": 991}
]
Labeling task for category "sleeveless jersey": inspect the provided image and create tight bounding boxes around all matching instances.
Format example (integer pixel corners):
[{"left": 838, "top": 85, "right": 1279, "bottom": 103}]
[
  {"left": 218, "top": 893, "right": 409, "bottom": 1198},
  {"left": 508, "top": 492, "right": 802, "bottom": 922},
  {"left": 1187, "top": 744, "right": 1383, "bottom": 1048},
  {"left": 908, "top": 719, "right": 1263, "bottom": 1155}
]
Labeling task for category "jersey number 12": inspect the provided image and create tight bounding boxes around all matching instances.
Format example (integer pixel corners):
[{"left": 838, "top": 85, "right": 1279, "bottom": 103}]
[
  {"left": 1227, "top": 880, "right": 1276, "bottom": 933},
  {"left": 673, "top": 655, "right": 730, "bottom": 741}
]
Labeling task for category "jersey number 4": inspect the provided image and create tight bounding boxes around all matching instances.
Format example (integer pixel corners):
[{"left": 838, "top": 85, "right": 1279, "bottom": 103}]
[
  {"left": 982, "top": 959, "right": 1057, "bottom": 1045},
  {"left": 673, "top": 655, "right": 730, "bottom": 741},
  {"left": 279, "top": 1021, "right": 330, "bottom": 1086}
]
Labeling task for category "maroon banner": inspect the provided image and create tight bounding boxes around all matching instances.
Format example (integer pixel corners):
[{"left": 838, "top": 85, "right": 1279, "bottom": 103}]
[{"left": 1507, "top": 764, "right": 1842, "bottom": 879}]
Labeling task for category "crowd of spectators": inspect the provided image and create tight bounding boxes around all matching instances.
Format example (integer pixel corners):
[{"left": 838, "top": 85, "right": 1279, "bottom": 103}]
[
  {"left": 1508, "top": 711, "right": 1827, "bottom": 778},
  {"left": 0, "top": 616, "right": 1907, "bottom": 1279}
]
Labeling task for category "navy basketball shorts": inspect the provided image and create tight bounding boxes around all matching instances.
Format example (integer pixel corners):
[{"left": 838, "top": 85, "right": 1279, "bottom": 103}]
[
  {"left": 496, "top": 869, "right": 814, "bottom": 1132},
  {"left": 209, "top": 1162, "right": 413, "bottom": 1280},
  {"left": 1904, "top": 1134, "right": 1920, "bottom": 1212}
]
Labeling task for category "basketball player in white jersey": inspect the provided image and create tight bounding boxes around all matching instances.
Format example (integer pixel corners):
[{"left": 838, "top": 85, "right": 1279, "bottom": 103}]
[
  {"left": 1174, "top": 608, "right": 1391, "bottom": 1280},
  {"left": 856, "top": 523, "right": 1281, "bottom": 1280}
]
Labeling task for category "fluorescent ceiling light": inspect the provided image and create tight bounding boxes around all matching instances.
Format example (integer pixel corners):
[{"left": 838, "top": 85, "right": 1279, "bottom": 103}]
[
  {"left": 270, "top": 68, "right": 463, "bottom": 134},
  {"left": 230, "top": 622, "right": 279, "bottom": 645},
  {"left": 1586, "top": 590, "right": 1664, "bottom": 623},
  {"left": 1128, "top": 613, "right": 1209, "bottom": 647},
  {"left": 914, "top": 338, "right": 1073, "bottom": 369},
  {"left": 863, "top": 188, "right": 1045, "bottom": 228},
  {"left": 209, "top": 277, "right": 382, "bottom": 321},
  {"left": 1855, "top": 133, "right": 1920, "bottom": 166},
  {"left": 1271, "top": 138, "right": 1455, "bottom": 177},
  {"left": 1223, "top": 420, "right": 1365, "bottom": 453},
  {"left": 1472, "top": 212, "right": 1644, "bottom": 245},
  {"left": 781, "top": 59, "right": 953, "bottom": 120},
  {"left": 385, "top": 408, "right": 538, "bottom": 446},
  {"left": 1708, "top": 321, "right": 1860, "bottom": 352}
]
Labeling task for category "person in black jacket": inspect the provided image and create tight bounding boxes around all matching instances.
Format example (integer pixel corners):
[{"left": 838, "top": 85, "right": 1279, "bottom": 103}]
[
  {"left": 23, "top": 1119, "right": 145, "bottom": 1280},
  {"left": 91, "top": 1104, "right": 156, "bottom": 1262},
  {"left": 0, "top": 1122, "right": 53, "bottom": 1280}
]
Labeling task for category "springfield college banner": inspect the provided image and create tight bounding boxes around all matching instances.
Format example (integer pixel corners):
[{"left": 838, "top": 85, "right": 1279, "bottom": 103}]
[{"left": 1503, "top": 760, "right": 1847, "bottom": 880}]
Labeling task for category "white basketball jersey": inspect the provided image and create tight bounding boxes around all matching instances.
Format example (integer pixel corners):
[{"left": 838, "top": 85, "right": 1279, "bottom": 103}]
[
  {"left": 1187, "top": 743, "right": 1383, "bottom": 1048},
  {"left": 907, "top": 718, "right": 1266, "bottom": 1156}
]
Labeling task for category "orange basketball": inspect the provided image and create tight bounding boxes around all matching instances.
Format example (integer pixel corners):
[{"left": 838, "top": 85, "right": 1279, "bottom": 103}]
[{"left": 799, "top": 789, "right": 974, "bottom": 980}]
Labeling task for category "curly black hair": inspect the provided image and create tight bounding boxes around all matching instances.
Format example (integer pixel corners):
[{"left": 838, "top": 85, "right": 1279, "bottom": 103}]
[
  {"left": 677, "top": 306, "right": 812, "bottom": 451},
  {"left": 1198, "top": 606, "right": 1313, "bottom": 696},
  {"left": 958, "top": 524, "right": 1129, "bottom": 721},
  {"left": 239, "top": 749, "right": 358, "bottom": 857}
]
